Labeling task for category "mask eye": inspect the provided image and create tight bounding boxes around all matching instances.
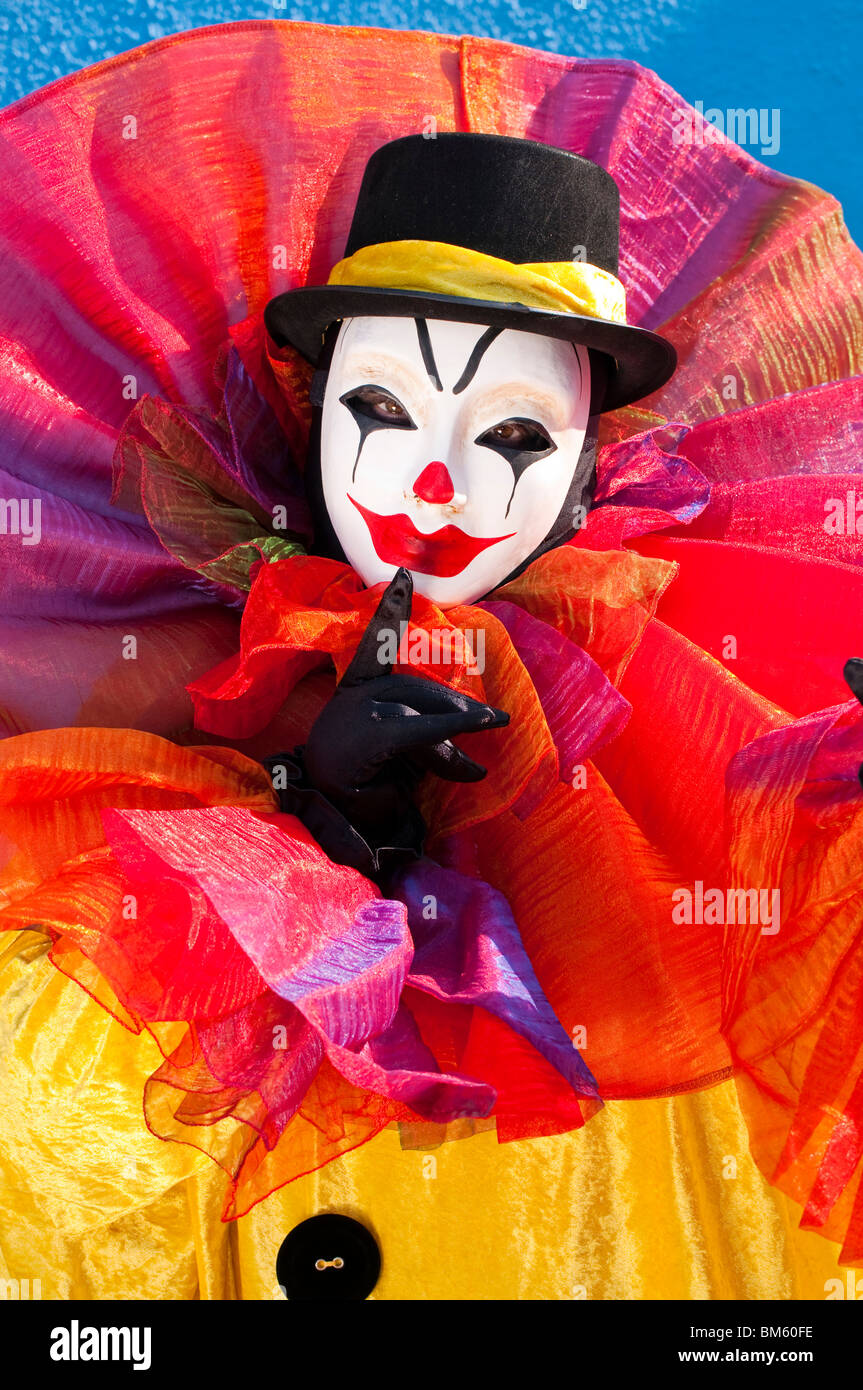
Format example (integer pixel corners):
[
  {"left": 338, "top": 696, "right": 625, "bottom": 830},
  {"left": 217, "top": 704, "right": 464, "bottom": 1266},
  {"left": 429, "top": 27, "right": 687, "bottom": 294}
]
[
  {"left": 475, "top": 418, "right": 558, "bottom": 519},
  {"left": 340, "top": 385, "right": 416, "bottom": 429},
  {"left": 475, "top": 417, "right": 556, "bottom": 456}
]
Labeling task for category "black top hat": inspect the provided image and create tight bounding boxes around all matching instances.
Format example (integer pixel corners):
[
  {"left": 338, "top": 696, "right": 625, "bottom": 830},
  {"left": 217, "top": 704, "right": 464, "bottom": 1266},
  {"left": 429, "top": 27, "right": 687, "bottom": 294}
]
[{"left": 264, "top": 133, "right": 676, "bottom": 412}]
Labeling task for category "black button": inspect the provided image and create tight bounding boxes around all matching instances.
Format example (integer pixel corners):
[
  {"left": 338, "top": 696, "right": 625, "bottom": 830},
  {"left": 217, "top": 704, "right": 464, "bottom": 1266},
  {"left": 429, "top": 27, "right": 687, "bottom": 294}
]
[{"left": 276, "top": 1214, "right": 381, "bottom": 1301}]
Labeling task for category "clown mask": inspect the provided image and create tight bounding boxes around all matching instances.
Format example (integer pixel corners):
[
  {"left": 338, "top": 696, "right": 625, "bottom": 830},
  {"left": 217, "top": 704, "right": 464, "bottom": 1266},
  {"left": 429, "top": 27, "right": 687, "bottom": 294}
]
[{"left": 318, "top": 316, "right": 593, "bottom": 607}]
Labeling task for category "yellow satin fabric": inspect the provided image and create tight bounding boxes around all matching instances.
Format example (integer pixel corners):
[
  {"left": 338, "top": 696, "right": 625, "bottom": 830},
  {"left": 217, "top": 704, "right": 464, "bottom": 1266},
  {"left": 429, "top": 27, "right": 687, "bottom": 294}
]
[
  {"left": 0, "top": 929, "right": 848, "bottom": 1300},
  {"left": 326, "top": 240, "right": 629, "bottom": 325}
]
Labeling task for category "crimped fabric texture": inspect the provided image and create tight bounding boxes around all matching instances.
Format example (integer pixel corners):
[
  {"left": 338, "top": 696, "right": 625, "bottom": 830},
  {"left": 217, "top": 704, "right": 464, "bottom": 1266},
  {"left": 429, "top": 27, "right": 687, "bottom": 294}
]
[{"left": 1, "top": 21, "right": 863, "bottom": 1293}]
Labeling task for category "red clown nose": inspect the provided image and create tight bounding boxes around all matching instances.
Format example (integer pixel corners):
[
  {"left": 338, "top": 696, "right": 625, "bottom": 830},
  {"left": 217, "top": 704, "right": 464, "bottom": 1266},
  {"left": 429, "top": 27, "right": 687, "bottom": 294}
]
[{"left": 413, "top": 461, "right": 455, "bottom": 504}]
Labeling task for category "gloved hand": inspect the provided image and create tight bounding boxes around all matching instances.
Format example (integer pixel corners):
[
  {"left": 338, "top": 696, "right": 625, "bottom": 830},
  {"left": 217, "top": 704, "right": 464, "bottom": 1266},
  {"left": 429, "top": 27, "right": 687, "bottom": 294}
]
[
  {"left": 264, "top": 567, "right": 509, "bottom": 876},
  {"left": 844, "top": 658, "right": 863, "bottom": 788}
]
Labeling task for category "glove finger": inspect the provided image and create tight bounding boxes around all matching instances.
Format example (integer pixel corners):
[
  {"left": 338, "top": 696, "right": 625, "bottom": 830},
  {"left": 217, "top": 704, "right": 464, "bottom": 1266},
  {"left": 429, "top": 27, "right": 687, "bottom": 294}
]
[
  {"left": 370, "top": 674, "right": 509, "bottom": 724},
  {"left": 367, "top": 701, "right": 508, "bottom": 753},
  {"left": 407, "top": 740, "right": 488, "bottom": 782},
  {"left": 844, "top": 657, "right": 863, "bottom": 706},
  {"left": 341, "top": 568, "right": 413, "bottom": 686}
]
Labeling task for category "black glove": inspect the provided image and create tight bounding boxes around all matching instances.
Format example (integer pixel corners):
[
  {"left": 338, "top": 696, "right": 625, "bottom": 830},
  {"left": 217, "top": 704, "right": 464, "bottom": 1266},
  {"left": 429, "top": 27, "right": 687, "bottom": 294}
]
[
  {"left": 264, "top": 568, "right": 509, "bottom": 877},
  {"left": 844, "top": 658, "right": 863, "bottom": 788}
]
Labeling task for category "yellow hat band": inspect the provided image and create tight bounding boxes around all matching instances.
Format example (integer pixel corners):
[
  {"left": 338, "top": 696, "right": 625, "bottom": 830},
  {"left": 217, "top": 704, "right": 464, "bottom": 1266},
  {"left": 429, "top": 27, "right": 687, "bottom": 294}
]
[{"left": 326, "top": 239, "right": 628, "bottom": 326}]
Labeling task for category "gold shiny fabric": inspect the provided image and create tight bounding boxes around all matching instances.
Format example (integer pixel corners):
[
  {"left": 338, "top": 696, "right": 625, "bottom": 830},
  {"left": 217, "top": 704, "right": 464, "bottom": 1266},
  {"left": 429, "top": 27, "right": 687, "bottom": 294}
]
[
  {"left": 327, "top": 240, "right": 629, "bottom": 324},
  {"left": 0, "top": 929, "right": 845, "bottom": 1300}
]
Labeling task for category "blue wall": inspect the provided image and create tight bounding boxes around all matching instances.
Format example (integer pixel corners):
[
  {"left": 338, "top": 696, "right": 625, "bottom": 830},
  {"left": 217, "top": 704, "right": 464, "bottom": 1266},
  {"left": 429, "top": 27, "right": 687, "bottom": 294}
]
[{"left": 0, "top": 0, "right": 858, "bottom": 239}]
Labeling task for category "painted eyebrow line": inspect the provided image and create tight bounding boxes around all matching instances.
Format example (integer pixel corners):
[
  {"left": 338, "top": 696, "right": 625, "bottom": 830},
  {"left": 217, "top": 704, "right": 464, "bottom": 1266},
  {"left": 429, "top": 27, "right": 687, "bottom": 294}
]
[
  {"left": 413, "top": 319, "right": 505, "bottom": 396},
  {"left": 452, "top": 326, "right": 503, "bottom": 394},
  {"left": 414, "top": 319, "right": 443, "bottom": 391},
  {"left": 411, "top": 321, "right": 582, "bottom": 398}
]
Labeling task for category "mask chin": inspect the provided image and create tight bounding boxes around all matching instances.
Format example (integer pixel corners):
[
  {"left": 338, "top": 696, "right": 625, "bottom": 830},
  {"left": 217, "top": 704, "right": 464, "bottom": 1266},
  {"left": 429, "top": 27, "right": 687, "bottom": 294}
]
[{"left": 304, "top": 323, "right": 610, "bottom": 596}]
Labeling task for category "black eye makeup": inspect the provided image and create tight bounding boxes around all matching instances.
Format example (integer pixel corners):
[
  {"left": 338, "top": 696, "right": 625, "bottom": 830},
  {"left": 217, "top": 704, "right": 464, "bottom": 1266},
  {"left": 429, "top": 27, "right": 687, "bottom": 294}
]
[
  {"left": 340, "top": 385, "right": 416, "bottom": 428},
  {"left": 477, "top": 418, "right": 555, "bottom": 453},
  {"left": 340, "top": 384, "right": 417, "bottom": 482},
  {"left": 475, "top": 416, "right": 558, "bottom": 516}
]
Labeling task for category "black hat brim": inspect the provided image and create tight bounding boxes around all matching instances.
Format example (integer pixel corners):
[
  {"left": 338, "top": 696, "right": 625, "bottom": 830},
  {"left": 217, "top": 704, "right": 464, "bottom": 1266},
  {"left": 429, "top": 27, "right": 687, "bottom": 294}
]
[{"left": 264, "top": 285, "right": 676, "bottom": 412}]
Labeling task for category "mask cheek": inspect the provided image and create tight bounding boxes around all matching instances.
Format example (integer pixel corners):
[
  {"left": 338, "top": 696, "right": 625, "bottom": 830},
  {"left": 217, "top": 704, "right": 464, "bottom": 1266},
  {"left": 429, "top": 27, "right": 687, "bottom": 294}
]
[
  {"left": 478, "top": 448, "right": 571, "bottom": 557},
  {"left": 318, "top": 428, "right": 406, "bottom": 575},
  {"left": 319, "top": 420, "right": 351, "bottom": 511},
  {"left": 354, "top": 431, "right": 416, "bottom": 509},
  {"left": 332, "top": 423, "right": 417, "bottom": 509}
]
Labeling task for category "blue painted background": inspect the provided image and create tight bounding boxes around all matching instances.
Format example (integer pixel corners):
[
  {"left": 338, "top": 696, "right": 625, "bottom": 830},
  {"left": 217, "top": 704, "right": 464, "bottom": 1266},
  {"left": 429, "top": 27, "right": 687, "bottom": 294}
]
[{"left": 0, "top": 0, "right": 859, "bottom": 238}]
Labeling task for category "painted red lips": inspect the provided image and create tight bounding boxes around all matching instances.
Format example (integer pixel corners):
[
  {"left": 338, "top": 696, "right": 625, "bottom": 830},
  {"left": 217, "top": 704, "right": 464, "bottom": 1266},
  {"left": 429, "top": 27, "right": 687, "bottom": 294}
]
[{"left": 349, "top": 496, "right": 514, "bottom": 579}]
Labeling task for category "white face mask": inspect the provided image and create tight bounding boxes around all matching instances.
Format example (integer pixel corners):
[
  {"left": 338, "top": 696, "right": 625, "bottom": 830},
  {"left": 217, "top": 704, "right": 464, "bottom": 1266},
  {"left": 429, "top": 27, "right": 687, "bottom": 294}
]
[{"left": 319, "top": 316, "right": 592, "bottom": 607}]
